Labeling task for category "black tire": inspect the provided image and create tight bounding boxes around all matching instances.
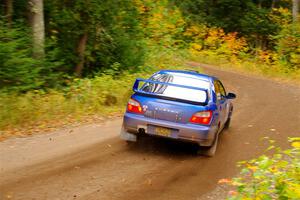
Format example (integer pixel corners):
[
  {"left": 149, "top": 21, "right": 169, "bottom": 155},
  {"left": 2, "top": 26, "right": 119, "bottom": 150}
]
[
  {"left": 198, "top": 131, "right": 219, "bottom": 157},
  {"left": 224, "top": 117, "right": 231, "bottom": 130}
]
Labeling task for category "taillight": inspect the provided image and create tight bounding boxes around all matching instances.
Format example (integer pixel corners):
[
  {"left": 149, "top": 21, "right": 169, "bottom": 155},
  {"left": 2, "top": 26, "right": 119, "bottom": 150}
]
[
  {"left": 190, "top": 111, "right": 212, "bottom": 125},
  {"left": 127, "top": 98, "right": 143, "bottom": 114}
]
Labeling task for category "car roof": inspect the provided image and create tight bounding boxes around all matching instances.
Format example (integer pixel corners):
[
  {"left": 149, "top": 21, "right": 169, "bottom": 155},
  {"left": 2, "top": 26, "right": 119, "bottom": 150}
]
[{"left": 157, "top": 70, "right": 217, "bottom": 82}]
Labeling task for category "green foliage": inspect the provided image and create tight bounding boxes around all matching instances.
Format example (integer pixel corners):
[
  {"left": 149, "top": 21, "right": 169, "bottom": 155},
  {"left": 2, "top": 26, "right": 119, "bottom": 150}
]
[
  {"left": 44, "top": 0, "right": 145, "bottom": 75},
  {"left": 0, "top": 72, "right": 137, "bottom": 131},
  {"left": 227, "top": 138, "right": 300, "bottom": 200},
  {"left": 0, "top": 20, "right": 64, "bottom": 92},
  {"left": 0, "top": 46, "right": 191, "bottom": 136},
  {"left": 276, "top": 23, "right": 300, "bottom": 69},
  {"left": 239, "top": 5, "right": 279, "bottom": 43},
  {"left": 138, "top": 0, "right": 186, "bottom": 47},
  {"left": 1, "top": 0, "right": 299, "bottom": 92},
  {"left": 172, "top": 0, "right": 295, "bottom": 53},
  {"left": 0, "top": 21, "right": 42, "bottom": 91}
]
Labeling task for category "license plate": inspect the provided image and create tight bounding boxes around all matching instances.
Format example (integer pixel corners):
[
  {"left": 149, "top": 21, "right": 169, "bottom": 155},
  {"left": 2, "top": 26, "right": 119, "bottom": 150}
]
[{"left": 155, "top": 127, "right": 171, "bottom": 137}]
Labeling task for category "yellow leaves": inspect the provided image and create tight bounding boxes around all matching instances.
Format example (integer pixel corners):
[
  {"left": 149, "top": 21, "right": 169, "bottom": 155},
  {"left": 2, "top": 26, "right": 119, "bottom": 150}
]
[
  {"left": 133, "top": 0, "right": 147, "bottom": 14},
  {"left": 218, "top": 178, "right": 232, "bottom": 184},
  {"left": 226, "top": 138, "right": 300, "bottom": 199},
  {"left": 269, "top": 166, "right": 277, "bottom": 173},
  {"left": 190, "top": 43, "right": 202, "bottom": 51},
  {"left": 270, "top": 7, "right": 292, "bottom": 27},
  {"left": 166, "top": 23, "right": 176, "bottom": 30},
  {"left": 184, "top": 23, "right": 248, "bottom": 58},
  {"left": 285, "top": 182, "right": 300, "bottom": 198},
  {"left": 228, "top": 190, "right": 238, "bottom": 196},
  {"left": 189, "top": 43, "right": 203, "bottom": 56},
  {"left": 176, "top": 18, "right": 185, "bottom": 27},
  {"left": 291, "top": 142, "right": 300, "bottom": 148},
  {"left": 248, "top": 165, "right": 258, "bottom": 172},
  {"left": 257, "top": 50, "right": 277, "bottom": 64},
  {"left": 152, "top": 13, "right": 163, "bottom": 21},
  {"left": 142, "top": 0, "right": 185, "bottom": 43},
  {"left": 290, "top": 52, "right": 300, "bottom": 65},
  {"left": 205, "top": 28, "right": 224, "bottom": 48},
  {"left": 277, "top": 7, "right": 290, "bottom": 15},
  {"left": 184, "top": 25, "right": 200, "bottom": 36},
  {"left": 223, "top": 32, "right": 247, "bottom": 54},
  {"left": 272, "top": 7, "right": 290, "bottom": 15},
  {"left": 208, "top": 28, "right": 224, "bottom": 38}
]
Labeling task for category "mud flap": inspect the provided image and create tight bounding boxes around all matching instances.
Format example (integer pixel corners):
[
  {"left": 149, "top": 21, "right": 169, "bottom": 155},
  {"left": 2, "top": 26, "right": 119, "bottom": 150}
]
[{"left": 120, "top": 128, "right": 137, "bottom": 142}]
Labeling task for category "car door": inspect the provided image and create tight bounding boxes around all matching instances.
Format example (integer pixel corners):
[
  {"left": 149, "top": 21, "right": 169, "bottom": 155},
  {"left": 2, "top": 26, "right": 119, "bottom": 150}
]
[{"left": 214, "top": 80, "right": 228, "bottom": 127}]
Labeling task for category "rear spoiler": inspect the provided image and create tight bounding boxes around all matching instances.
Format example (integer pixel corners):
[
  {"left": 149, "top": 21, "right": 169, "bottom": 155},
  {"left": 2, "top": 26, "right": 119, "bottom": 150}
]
[{"left": 132, "top": 78, "right": 209, "bottom": 105}]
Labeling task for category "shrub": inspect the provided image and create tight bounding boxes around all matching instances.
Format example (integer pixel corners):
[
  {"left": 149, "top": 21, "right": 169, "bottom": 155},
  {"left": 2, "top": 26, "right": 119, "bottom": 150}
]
[
  {"left": 0, "top": 20, "right": 63, "bottom": 92},
  {"left": 227, "top": 138, "right": 300, "bottom": 200},
  {"left": 276, "top": 23, "right": 300, "bottom": 69},
  {"left": 0, "top": 21, "right": 43, "bottom": 91}
]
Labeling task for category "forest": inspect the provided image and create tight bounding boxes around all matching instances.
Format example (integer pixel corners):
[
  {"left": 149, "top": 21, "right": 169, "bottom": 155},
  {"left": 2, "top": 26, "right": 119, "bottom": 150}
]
[{"left": 0, "top": 0, "right": 299, "bottom": 134}]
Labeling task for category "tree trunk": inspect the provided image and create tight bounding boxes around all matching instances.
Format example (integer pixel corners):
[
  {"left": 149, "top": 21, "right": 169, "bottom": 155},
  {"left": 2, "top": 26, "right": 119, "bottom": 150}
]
[
  {"left": 75, "top": 32, "right": 88, "bottom": 77},
  {"left": 258, "top": 0, "right": 262, "bottom": 9},
  {"left": 5, "top": 0, "right": 13, "bottom": 27},
  {"left": 293, "top": 0, "right": 299, "bottom": 23},
  {"left": 271, "top": 0, "right": 277, "bottom": 9},
  {"left": 29, "top": 0, "right": 45, "bottom": 58},
  {"left": 255, "top": 34, "right": 262, "bottom": 57}
]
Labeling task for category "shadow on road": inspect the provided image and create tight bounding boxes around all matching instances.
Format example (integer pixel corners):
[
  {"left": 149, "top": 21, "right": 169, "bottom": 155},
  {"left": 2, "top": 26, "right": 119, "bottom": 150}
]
[{"left": 126, "top": 134, "right": 205, "bottom": 158}]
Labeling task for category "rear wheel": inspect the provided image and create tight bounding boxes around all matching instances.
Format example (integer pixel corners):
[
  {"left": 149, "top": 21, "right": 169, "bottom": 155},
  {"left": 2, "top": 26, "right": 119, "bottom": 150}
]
[
  {"left": 120, "top": 127, "right": 138, "bottom": 144},
  {"left": 224, "top": 117, "right": 231, "bottom": 130},
  {"left": 198, "top": 131, "right": 219, "bottom": 157}
]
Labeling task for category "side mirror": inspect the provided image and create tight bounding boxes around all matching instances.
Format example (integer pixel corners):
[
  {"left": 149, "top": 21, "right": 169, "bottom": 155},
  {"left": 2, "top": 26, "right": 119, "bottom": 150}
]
[{"left": 226, "top": 92, "right": 236, "bottom": 99}]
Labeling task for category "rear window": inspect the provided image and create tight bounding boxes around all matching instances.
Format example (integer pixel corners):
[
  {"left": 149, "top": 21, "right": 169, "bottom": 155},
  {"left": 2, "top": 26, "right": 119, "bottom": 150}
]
[{"left": 141, "top": 73, "right": 210, "bottom": 103}]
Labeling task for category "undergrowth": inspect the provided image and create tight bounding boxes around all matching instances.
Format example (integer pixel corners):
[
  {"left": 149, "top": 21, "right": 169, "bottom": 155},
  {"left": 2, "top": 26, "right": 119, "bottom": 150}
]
[
  {"left": 0, "top": 47, "right": 193, "bottom": 139},
  {"left": 224, "top": 137, "right": 300, "bottom": 200},
  {"left": 190, "top": 52, "right": 300, "bottom": 84}
]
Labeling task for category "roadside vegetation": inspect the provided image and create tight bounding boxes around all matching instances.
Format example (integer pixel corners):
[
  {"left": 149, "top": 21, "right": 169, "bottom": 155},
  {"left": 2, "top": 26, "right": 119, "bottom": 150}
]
[
  {"left": 223, "top": 137, "right": 300, "bottom": 200},
  {"left": 0, "top": 47, "right": 190, "bottom": 139},
  {"left": 0, "top": 0, "right": 299, "bottom": 139}
]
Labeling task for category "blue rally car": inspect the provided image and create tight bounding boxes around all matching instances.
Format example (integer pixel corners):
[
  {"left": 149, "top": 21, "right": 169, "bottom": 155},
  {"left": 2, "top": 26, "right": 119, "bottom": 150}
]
[{"left": 120, "top": 70, "right": 236, "bottom": 156}]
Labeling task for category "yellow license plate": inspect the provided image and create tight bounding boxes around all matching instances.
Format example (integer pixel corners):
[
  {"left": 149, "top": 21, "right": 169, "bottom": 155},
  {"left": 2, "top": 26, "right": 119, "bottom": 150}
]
[{"left": 155, "top": 127, "right": 171, "bottom": 137}]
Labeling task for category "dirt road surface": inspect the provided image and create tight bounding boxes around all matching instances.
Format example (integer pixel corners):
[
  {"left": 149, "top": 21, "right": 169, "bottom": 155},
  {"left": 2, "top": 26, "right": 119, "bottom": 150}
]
[{"left": 1, "top": 65, "right": 300, "bottom": 200}]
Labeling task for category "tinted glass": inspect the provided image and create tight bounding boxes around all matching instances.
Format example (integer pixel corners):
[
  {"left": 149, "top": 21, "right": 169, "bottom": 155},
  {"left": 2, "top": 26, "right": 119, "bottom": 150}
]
[
  {"left": 142, "top": 73, "right": 209, "bottom": 103},
  {"left": 214, "top": 80, "right": 226, "bottom": 100},
  {"left": 218, "top": 81, "right": 226, "bottom": 97}
]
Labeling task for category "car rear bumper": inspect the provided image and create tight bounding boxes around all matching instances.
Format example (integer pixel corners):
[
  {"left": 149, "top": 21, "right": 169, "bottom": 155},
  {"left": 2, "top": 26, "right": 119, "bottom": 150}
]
[{"left": 121, "top": 112, "right": 218, "bottom": 146}]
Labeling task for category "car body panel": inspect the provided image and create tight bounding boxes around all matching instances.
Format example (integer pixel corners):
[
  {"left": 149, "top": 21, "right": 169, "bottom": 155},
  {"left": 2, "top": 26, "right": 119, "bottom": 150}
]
[{"left": 121, "top": 70, "right": 235, "bottom": 147}]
